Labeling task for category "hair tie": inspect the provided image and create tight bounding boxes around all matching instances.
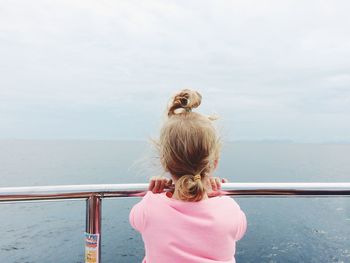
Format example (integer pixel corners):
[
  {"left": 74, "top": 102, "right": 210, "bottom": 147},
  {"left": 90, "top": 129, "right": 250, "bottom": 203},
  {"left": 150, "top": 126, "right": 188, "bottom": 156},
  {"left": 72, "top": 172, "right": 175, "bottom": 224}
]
[{"left": 193, "top": 174, "right": 201, "bottom": 182}]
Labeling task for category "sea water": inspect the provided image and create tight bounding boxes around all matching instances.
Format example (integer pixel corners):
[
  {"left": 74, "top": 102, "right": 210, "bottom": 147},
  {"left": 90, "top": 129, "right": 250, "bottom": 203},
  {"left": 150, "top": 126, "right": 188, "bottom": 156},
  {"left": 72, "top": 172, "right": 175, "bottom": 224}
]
[{"left": 0, "top": 140, "right": 349, "bottom": 263}]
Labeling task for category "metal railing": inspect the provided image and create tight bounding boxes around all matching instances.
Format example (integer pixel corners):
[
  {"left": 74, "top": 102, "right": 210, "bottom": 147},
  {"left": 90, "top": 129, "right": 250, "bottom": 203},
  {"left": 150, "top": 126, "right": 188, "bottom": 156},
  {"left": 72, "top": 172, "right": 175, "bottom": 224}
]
[{"left": 1, "top": 182, "right": 350, "bottom": 263}]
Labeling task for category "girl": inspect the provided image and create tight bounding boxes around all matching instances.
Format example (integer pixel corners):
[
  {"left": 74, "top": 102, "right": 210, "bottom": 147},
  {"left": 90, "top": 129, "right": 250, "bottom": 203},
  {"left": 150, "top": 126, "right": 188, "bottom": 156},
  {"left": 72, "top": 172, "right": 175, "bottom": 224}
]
[{"left": 129, "top": 89, "right": 247, "bottom": 263}]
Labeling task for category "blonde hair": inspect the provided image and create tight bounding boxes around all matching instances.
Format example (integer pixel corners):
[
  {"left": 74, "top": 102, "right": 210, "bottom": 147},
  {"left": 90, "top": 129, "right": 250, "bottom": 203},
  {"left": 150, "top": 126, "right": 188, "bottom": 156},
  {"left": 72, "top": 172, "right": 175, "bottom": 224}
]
[{"left": 152, "top": 89, "right": 222, "bottom": 202}]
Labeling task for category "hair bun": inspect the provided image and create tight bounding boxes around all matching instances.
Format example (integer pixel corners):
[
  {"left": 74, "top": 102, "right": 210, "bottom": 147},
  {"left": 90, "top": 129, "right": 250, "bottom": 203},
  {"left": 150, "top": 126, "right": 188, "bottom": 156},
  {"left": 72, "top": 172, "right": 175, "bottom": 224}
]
[
  {"left": 168, "top": 89, "right": 202, "bottom": 117},
  {"left": 180, "top": 97, "right": 189, "bottom": 107}
]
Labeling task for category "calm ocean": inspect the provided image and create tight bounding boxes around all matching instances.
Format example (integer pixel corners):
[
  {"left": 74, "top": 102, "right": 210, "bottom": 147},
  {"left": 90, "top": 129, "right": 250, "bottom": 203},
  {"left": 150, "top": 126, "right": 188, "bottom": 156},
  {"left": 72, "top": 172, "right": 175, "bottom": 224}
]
[{"left": 0, "top": 140, "right": 349, "bottom": 263}]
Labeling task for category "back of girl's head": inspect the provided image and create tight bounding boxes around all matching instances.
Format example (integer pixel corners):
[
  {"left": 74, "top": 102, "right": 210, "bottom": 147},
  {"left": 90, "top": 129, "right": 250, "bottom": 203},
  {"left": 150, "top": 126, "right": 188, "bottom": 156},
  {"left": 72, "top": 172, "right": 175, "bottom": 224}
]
[{"left": 153, "top": 89, "right": 222, "bottom": 202}]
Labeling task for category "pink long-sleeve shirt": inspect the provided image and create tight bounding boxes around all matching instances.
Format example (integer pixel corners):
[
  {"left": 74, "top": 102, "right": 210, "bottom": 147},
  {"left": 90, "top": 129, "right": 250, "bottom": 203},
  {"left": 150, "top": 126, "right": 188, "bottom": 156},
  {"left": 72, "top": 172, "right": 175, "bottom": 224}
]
[{"left": 129, "top": 191, "right": 247, "bottom": 263}]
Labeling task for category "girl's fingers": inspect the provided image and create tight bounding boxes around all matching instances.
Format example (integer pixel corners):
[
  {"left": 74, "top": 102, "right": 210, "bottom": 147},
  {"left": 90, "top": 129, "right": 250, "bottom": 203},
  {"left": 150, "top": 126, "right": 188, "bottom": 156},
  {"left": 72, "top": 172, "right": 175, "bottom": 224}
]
[
  {"left": 162, "top": 178, "right": 173, "bottom": 191},
  {"left": 209, "top": 177, "right": 226, "bottom": 191},
  {"left": 149, "top": 176, "right": 172, "bottom": 193},
  {"left": 148, "top": 176, "right": 156, "bottom": 191},
  {"left": 215, "top": 177, "right": 221, "bottom": 189},
  {"left": 159, "top": 179, "right": 166, "bottom": 193},
  {"left": 166, "top": 179, "right": 173, "bottom": 187},
  {"left": 210, "top": 177, "right": 217, "bottom": 191},
  {"left": 154, "top": 179, "right": 162, "bottom": 193}
]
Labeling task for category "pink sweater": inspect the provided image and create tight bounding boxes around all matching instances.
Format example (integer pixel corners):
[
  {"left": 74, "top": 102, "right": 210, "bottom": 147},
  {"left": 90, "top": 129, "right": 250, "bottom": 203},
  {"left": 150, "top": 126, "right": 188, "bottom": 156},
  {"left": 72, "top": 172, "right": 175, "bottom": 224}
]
[{"left": 129, "top": 191, "right": 247, "bottom": 263}]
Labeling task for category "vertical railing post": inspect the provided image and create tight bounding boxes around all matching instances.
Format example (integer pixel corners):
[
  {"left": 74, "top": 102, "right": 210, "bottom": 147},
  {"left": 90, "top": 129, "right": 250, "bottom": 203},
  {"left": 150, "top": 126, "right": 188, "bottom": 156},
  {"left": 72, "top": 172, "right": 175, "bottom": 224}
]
[{"left": 85, "top": 195, "right": 102, "bottom": 263}]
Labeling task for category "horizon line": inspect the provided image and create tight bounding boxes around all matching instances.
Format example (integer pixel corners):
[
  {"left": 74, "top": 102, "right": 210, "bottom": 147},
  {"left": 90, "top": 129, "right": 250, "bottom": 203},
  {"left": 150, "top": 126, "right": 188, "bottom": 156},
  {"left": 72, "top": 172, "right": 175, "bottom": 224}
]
[{"left": 0, "top": 138, "right": 349, "bottom": 144}]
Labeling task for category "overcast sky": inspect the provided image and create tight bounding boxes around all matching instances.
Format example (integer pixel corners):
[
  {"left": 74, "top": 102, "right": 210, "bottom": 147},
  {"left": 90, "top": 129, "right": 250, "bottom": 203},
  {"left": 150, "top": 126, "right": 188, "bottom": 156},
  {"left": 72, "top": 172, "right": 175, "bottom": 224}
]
[{"left": 0, "top": 0, "right": 349, "bottom": 142}]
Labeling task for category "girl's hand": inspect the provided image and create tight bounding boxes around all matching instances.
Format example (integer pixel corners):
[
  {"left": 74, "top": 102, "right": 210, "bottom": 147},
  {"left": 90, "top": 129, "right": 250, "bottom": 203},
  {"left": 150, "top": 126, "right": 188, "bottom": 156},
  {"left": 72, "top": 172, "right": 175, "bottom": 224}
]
[
  {"left": 148, "top": 176, "right": 173, "bottom": 194},
  {"left": 208, "top": 177, "right": 228, "bottom": 192}
]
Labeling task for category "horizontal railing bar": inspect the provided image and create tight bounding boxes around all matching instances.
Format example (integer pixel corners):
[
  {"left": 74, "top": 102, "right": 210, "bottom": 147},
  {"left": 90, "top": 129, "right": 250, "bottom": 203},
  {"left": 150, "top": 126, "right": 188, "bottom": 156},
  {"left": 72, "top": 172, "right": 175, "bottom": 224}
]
[
  {"left": 0, "top": 198, "right": 87, "bottom": 205},
  {"left": 0, "top": 183, "right": 349, "bottom": 202}
]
